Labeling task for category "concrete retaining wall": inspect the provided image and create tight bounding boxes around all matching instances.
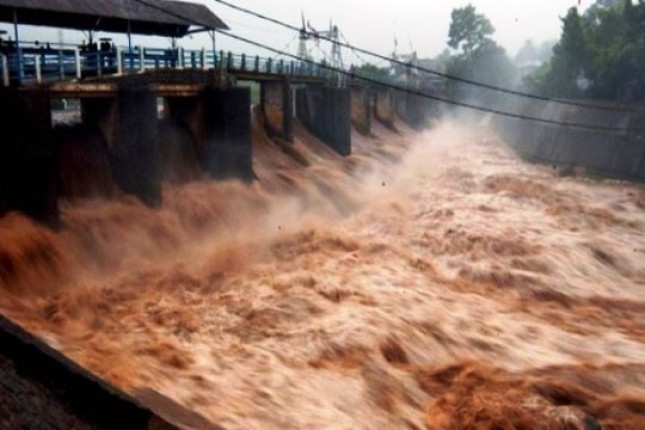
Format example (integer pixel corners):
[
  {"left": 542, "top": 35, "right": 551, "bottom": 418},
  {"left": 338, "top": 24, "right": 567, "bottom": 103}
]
[{"left": 495, "top": 98, "right": 645, "bottom": 181}]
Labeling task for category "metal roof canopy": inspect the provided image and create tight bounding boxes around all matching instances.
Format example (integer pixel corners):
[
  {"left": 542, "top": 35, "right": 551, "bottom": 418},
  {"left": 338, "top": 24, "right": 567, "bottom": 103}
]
[{"left": 0, "top": 0, "right": 229, "bottom": 37}]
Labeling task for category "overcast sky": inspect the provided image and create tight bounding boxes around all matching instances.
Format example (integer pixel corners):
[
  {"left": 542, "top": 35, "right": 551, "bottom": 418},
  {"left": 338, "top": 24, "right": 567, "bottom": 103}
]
[{"left": 2, "top": 0, "right": 591, "bottom": 62}]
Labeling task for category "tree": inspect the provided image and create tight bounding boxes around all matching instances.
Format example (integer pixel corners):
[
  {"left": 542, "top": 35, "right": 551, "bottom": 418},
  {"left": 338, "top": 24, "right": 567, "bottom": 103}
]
[
  {"left": 584, "top": 0, "right": 645, "bottom": 99},
  {"left": 527, "top": 0, "right": 645, "bottom": 101},
  {"left": 448, "top": 5, "right": 495, "bottom": 57},
  {"left": 444, "top": 4, "right": 515, "bottom": 98},
  {"left": 545, "top": 7, "right": 591, "bottom": 97},
  {"left": 354, "top": 63, "right": 390, "bottom": 81}
]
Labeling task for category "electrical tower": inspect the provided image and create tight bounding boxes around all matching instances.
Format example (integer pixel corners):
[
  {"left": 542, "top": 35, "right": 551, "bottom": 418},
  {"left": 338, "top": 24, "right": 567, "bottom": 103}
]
[
  {"left": 307, "top": 20, "right": 344, "bottom": 70},
  {"left": 297, "top": 13, "right": 345, "bottom": 85},
  {"left": 297, "top": 12, "right": 311, "bottom": 61}
]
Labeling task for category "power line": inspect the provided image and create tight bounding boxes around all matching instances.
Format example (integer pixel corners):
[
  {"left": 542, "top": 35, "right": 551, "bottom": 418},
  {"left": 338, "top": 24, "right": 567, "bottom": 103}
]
[
  {"left": 275, "top": 33, "right": 299, "bottom": 58},
  {"left": 339, "top": 30, "right": 372, "bottom": 66},
  {"left": 221, "top": 18, "right": 293, "bottom": 34},
  {"left": 211, "top": 0, "right": 644, "bottom": 113},
  {"left": 216, "top": 30, "right": 645, "bottom": 134},
  {"left": 128, "top": 0, "right": 644, "bottom": 133}
]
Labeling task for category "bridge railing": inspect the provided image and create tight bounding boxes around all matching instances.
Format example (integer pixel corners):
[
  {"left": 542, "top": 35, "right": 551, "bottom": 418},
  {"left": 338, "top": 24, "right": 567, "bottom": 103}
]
[
  {"left": 219, "top": 51, "right": 337, "bottom": 79},
  {"left": 1, "top": 41, "right": 384, "bottom": 87}
]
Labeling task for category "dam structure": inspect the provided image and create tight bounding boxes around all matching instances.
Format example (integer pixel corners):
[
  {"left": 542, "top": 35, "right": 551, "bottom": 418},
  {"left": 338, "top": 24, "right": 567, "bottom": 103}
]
[
  {"left": 0, "top": 0, "right": 431, "bottom": 226},
  {"left": 3, "top": 2, "right": 643, "bottom": 430}
]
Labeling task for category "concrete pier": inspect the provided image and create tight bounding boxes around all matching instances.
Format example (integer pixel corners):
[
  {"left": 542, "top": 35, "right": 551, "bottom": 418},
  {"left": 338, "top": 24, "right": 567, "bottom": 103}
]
[
  {"left": 163, "top": 96, "right": 205, "bottom": 183},
  {"left": 0, "top": 70, "right": 444, "bottom": 223},
  {"left": 350, "top": 85, "right": 371, "bottom": 135},
  {"left": 260, "top": 77, "right": 294, "bottom": 142},
  {"left": 373, "top": 88, "right": 395, "bottom": 127},
  {"left": 55, "top": 124, "right": 115, "bottom": 200},
  {"left": 296, "top": 86, "right": 351, "bottom": 156},
  {"left": 163, "top": 87, "right": 254, "bottom": 181},
  {"left": 0, "top": 89, "right": 58, "bottom": 224},
  {"left": 396, "top": 92, "right": 428, "bottom": 129},
  {"left": 82, "top": 86, "right": 162, "bottom": 207},
  {"left": 202, "top": 87, "right": 253, "bottom": 180}
]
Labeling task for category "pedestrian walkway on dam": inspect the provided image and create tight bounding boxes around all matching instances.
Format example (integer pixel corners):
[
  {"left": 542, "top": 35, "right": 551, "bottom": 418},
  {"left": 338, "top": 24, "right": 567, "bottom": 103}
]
[{"left": 0, "top": 0, "right": 407, "bottom": 88}]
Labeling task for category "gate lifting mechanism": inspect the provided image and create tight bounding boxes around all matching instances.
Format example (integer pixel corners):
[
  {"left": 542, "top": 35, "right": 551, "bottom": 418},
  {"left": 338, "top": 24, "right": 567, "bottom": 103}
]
[{"left": 298, "top": 13, "right": 344, "bottom": 87}]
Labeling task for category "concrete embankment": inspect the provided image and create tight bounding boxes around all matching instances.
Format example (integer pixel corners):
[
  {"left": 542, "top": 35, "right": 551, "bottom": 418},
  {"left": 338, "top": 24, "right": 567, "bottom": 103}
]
[
  {"left": 494, "top": 97, "right": 645, "bottom": 181},
  {"left": 0, "top": 314, "right": 224, "bottom": 429}
]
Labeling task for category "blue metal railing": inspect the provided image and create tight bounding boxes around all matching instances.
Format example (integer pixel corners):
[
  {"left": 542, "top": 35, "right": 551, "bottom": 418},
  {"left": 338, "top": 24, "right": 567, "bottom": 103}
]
[{"left": 0, "top": 41, "right": 405, "bottom": 88}]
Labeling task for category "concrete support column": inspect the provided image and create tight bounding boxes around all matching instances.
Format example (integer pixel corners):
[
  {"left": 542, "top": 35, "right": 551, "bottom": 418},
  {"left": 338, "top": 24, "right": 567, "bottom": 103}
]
[
  {"left": 114, "top": 88, "right": 161, "bottom": 206},
  {"left": 373, "top": 88, "right": 395, "bottom": 127},
  {"left": 201, "top": 86, "right": 253, "bottom": 180},
  {"left": 81, "top": 87, "right": 161, "bottom": 207},
  {"left": 0, "top": 89, "right": 58, "bottom": 224},
  {"left": 161, "top": 97, "right": 204, "bottom": 183},
  {"left": 260, "top": 77, "right": 294, "bottom": 142},
  {"left": 399, "top": 93, "right": 428, "bottom": 129},
  {"left": 282, "top": 77, "right": 294, "bottom": 143},
  {"left": 296, "top": 85, "right": 351, "bottom": 156},
  {"left": 350, "top": 85, "right": 371, "bottom": 135}
]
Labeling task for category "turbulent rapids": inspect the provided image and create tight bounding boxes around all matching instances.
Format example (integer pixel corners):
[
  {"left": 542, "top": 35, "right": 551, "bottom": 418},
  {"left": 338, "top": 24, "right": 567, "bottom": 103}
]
[{"left": 0, "top": 111, "right": 644, "bottom": 429}]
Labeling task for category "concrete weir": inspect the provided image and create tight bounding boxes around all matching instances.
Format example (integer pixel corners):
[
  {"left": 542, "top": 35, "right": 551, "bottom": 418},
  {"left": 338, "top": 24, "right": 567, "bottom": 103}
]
[
  {"left": 0, "top": 74, "right": 433, "bottom": 224},
  {"left": 0, "top": 80, "right": 255, "bottom": 223}
]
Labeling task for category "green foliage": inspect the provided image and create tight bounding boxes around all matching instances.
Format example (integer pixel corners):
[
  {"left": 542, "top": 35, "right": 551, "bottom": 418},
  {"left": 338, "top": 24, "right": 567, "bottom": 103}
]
[
  {"left": 354, "top": 63, "right": 390, "bottom": 81},
  {"left": 546, "top": 7, "right": 590, "bottom": 97},
  {"left": 445, "top": 4, "right": 515, "bottom": 100},
  {"left": 522, "top": 62, "right": 551, "bottom": 94},
  {"left": 529, "top": 0, "right": 645, "bottom": 101},
  {"left": 448, "top": 5, "right": 495, "bottom": 56}
]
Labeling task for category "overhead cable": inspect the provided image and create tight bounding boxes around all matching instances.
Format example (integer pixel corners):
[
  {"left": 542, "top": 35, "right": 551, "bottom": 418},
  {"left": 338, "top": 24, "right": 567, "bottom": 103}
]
[
  {"left": 129, "top": 0, "right": 645, "bottom": 132},
  {"left": 217, "top": 30, "right": 645, "bottom": 134},
  {"left": 211, "top": 0, "right": 644, "bottom": 113}
]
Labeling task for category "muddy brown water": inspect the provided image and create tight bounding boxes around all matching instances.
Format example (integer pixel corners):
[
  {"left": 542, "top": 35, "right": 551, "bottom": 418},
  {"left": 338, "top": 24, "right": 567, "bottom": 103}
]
[{"left": 1, "top": 115, "right": 644, "bottom": 429}]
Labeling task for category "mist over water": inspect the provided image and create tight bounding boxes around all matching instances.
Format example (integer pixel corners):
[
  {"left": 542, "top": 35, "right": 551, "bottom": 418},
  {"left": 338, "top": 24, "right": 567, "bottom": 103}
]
[{"left": 0, "top": 111, "right": 644, "bottom": 429}]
